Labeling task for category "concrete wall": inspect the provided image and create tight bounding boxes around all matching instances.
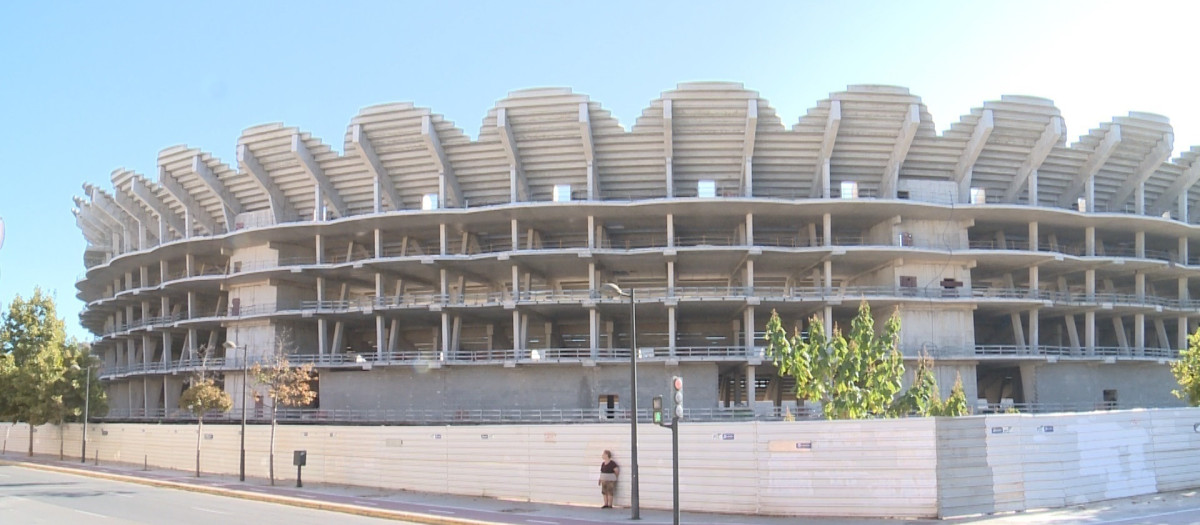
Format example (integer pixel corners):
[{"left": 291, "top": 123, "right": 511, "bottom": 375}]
[
  {"left": 1029, "top": 361, "right": 1182, "bottom": 408},
  {"left": 6, "top": 408, "right": 1200, "bottom": 519},
  {"left": 319, "top": 362, "right": 720, "bottom": 412}
]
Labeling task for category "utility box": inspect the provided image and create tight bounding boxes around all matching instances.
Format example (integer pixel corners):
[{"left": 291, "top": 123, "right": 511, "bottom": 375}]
[{"left": 293, "top": 450, "right": 307, "bottom": 467}]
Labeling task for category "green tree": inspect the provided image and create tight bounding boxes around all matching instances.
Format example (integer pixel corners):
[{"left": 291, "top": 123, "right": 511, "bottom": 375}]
[
  {"left": 1171, "top": 329, "right": 1200, "bottom": 405},
  {"left": 933, "top": 374, "right": 970, "bottom": 417},
  {"left": 251, "top": 347, "right": 317, "bottom": 485},
  {"left": 765, "top": 302, "right": 905, "bottom": 419},
  {"left": 180, "top": 350, "right": 232, "bottom": 477},
  {"left": 892, "top": 352, "right": 941, "bottom": 416},
  {"left": 0, "top": 289, "right": 100, "bottom": 456}
]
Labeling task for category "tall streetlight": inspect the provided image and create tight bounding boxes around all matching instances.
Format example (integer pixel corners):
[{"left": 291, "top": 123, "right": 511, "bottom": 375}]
[
  {"left": 70, "top": 358, "right": 95, "bottom": 464},
  {"left": 601, "top": 282, "right": 639, "bottom": 520},
  {"left": 223, "top": 340, "right": 247, "bottom": 482}
]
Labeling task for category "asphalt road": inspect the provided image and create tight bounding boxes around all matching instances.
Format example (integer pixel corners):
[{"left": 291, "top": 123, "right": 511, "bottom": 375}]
[{"left": 0, "top": 464, "right": 415, "bottom": 525}]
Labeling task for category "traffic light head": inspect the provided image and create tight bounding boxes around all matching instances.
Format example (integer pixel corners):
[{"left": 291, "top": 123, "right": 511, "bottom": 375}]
[
  {"left": 652, "top": 395, "right": 663, "bottom": 424},
  {"left": 672, "top": 376, "right": 683, "bottom": 419}
]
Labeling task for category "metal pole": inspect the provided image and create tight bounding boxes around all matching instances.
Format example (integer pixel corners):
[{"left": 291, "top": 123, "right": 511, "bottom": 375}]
[
  {"left": 81, "top": 370, "right": 90, "bottom": 463},
  {"left": 672, "top": 418, "right": 680, "bottom": 525},
  {"left": 240, "top": 345, "right": 247, "bottom": 482},
  {"left": 629, "top": 288, "right": 640, "bottom": 520}
]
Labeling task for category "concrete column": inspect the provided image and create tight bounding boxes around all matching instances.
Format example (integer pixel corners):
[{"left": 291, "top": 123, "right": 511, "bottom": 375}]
[
  {"left": 317, "top": 276, "right": 327, "bottom": 355},
  {"left": 822, "top": 213, "right": 832, "bottom": 247},
  {"left": 513, "top": 310, "right": 522, "bottom": 353},
  {"left": 315, "top": 234, "right": 323, "bottom": 264},
  {"left": 1085, "top": 227, "right": 1095, "bottom": 256},
  {"left": 439, "top": 224, "right": 447, "bottom": 255},
  {"left": 1028, "top": 222, "right": 1038, "bottom": 251},
  {"left": 668, "top": 306, "right": 677, "bottom": 357},
  {"left": 821, "top": 159, "right": 831, "bottom": 199},
  {"left": 1135, "top": 231, "right": 1146, "bottom": 258},
  {"left": 1135, "top": 314, "right": 1145, "bottom": 355},
  {"left": 1028, "top": 309, "right": 1039, "bottom": 352},
  {"left": 745, "top": 365, "right": 756, "bottom": 410},
  {"left": 511, "top": 219, "right": 519, "bottom": 251},
  {"left": 440, "top": 312, "right": 450, "bottom": 361},
  {"left": 590, "top": 309, "right": 599, "bottom": 357},
  {"left": 376, "top": 316, "right": 386, "bottom": 359},
  {"left": 374, "top": 228, "right": 382, "bottom": 258},
  {"left": 1028, "top": 169, "right": 1038, "bottom": 205},
  {"left": 1085, "top": 311, "right": 1096, "bottom": 356},
  {"left": 745, "top": 213, "right": 754, "bottom": 246},
  {"left": 1181, "top": 318, "right": 1189, "bottom": 354},
  {"left": 744, "top": 308, "right": 755, "bottom": 357},
  {"left": 588, "top": 216, "right": 595, "bottom": 249},
  {"left": 667, "top": 261, "right": 675, "bottom": 296},
  {"left": 666, "top": 214, "right": 675, "bottom": 248}
]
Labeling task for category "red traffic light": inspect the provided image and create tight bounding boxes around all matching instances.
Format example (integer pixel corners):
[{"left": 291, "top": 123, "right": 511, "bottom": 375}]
[{"left": 672, "top": 376, "right": 682, "bottom": 391}]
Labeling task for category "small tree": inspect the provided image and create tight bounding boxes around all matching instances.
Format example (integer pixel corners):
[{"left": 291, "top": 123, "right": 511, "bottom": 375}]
[
  {"left": 179, "top": 348, "right": 232, "bottom": 477},
  {"left": 934, "top": 374, "right": 970, "bottom": 417},
  {"left": 765, "top": 302, "right": 905, "bottom": 419},
  {"left": 1172, "top": 329, "right": 1200, "bottom": 405},
  {"left": 892, "top": 352, "right": 941, "bottom": 416},
  {"left": 251, "top": 350, "right": 316, "bottom": 485}
]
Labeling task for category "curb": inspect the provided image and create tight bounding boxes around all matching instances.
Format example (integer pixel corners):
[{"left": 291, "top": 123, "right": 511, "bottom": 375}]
[{"left": 0, "top": 459, "right": 496, "bottom": 525}]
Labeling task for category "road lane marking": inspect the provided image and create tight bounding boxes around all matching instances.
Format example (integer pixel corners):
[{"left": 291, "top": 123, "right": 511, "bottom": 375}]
[
  {"left": 114, "top": 493, "right": 133, "bottom": 498},
  {"left": 429, "top": 509, "right": 456, "bottom": 514},
  {"left": 192, "top": 506, "right": 228, "bottom": 515},
  {"left": 527, "top": 520, "right": 558, "bottom": 524},
  {"left": 75, "top": 509, "right": 106, "bottom": 518},
  {"left": 1099, "top": 507, "right": 1200, "bottom": 524},
  {"left": 358, "top": 501, "right": 379, "bottom": 506}
]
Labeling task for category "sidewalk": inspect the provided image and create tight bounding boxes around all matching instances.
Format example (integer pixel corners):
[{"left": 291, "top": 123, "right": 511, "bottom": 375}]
[
  {"left": 0, "top": 451, "right": 937, "bottom": 525},
  {"left": 3, "top": 452, "right": 1198, "bottom": 525}
]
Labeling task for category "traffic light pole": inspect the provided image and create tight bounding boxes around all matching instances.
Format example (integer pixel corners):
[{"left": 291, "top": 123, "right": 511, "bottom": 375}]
[{"left": 670, "top": 416, "right": 680, "bottom": 525}]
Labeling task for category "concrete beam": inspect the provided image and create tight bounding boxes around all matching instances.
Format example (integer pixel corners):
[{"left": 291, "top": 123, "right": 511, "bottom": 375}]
[
  {"left": 238, "top": 143, "right": 298, "bottom": 224},
  {"left": 292, "top": 133, "right": 347, "bottom": 218},
  {"left": 880, "top": 104, "right": 920, "bottom": 198},
  {"left": 1056, "top": 124, "right": 1122, "bottom": 208},
  {"left": 741, "top": 99, "right": 758, "bottom": 197},
  {"left": 664, "top": 99, "right": 674, "bottom": 196},
  {"left": 497, "top": 107, "right": 530, "bottom": 202},
  {"left": 953, "top": 109, "right": 994, "bottom": 186},
  {"left": 110, "top": 183, "right": 161, "bottom": 245},
  {"left": 1148, "top": 153, "right": 1200, "bottom": 217},
  {"left": 423, "top": 114, "right": 462, "bottom": 208},
  {"left": 811, "top": 100, "right": 841, "bottom": 198},
  {"left": 352, "top": 124, "right": 403, "bottom": 212},
  {"left": 129, "top": 176, "right": 186, "bottom": 239},
  {"left": 580, "top": 103, "right": 596, "bottom": 199},
  {"left": 158, "top": 167, "right": 220, "bottom": 235},
  {"left": 1004, "top": 116, "right": 1063, "bottom": 203},
  {"left": 1108, "top": 134, "right": 1173, "bottom": 213},
  {"left": 190, "top": 155, "right": 242, "bottom": 228}
]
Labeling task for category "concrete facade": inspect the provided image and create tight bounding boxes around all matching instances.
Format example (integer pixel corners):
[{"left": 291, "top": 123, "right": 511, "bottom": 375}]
[{"left": 73, "top": 83, "right": 1200, "bottom": 418}]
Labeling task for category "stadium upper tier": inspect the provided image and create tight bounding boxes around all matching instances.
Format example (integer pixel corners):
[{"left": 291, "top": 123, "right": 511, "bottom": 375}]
[{"left": 73, "top": 83, "right": 1197, "bottom": 261}]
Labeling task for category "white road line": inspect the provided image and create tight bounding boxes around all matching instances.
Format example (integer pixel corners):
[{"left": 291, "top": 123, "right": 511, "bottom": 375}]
[
  {"left": 192, "top": 507, "right": 228, "bottom": 515},
  {"left": 113, "top": 493, "right": 133, "bottom": 498},
  {"left": 1098, "top": 507, "right": 1200, "bottom": 524},
  {"left": 358, "top": 501, "right": 379, "bottom": 506},
  {"left": 75, "top": 509, "right": 106, "bottom": 518},
  {"left": 527, "top": 520, "right": 559, "bottom": 524},
  {"left": 429, "top": 509, "right": 456, "bottom": 514}
]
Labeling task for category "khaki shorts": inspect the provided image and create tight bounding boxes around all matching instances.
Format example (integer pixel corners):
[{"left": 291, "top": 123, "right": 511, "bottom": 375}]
[{"left": 601, "top": 480, "right": 616, "bottom": 496}]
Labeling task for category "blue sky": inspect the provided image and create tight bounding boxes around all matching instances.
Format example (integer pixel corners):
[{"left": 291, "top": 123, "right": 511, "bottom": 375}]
[{"left": 2, "top": 1, "right": 1198, "bottom": 339}]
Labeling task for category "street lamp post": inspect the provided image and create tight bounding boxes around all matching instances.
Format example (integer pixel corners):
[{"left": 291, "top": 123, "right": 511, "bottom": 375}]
[
  {"left": 223, "top": 340, "right": 247, "bottom": 482},
  {"left": 70, "top": 360, "right": 94, "bottom": 463},
  {"left": 601, "top": 282, "right": 640, "bottom": 520}
]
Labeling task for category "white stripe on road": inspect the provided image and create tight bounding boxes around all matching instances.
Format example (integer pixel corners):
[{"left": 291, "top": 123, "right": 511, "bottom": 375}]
[
  {"left": 114, "top": 493, "right": 133, "bottom": 498},
  {"left": 192, "top": 507, "right": 228, "bottom": 515},
  {"left": 75, "top": 509, "right": 106, "bottom": 518},
  {"left": 527, "top": 520, "right": 559, "bottom": 524},
  {"left": 429, "top": 509, "right": 456, "bottom": 514},
  {"left": 358, "top": 501, "right": 378, "bottom": 506},
  {"left": 1098, "top": 507, "right": 1200, "bottom": 524}
]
